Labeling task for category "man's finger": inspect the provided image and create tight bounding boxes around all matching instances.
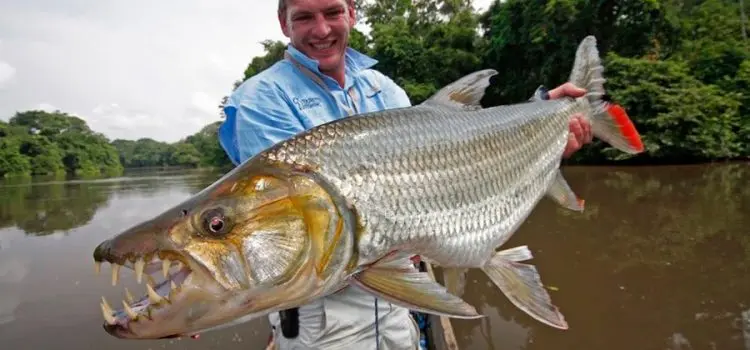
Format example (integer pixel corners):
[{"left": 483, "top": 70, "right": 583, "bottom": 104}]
[
  {"left": 562, "top": 133, "right": 579, "bottom": 159},
  {"left": 548, "top": 82, "right": 586, "bottom": 100},
  {"left": 569, "top": 118, "right": 583, "bottom": 140},
  {"left": 583, "top": 119, "right": 593, "bottom": 143}
]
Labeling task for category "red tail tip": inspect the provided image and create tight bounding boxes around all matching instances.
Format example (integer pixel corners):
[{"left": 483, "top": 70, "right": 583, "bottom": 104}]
[{"left": 606, "top": 104, "right": 644, "bottom": 153}]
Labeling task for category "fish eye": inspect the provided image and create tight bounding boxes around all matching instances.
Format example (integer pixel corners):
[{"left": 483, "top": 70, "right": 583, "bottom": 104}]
[{"left": 199, "top": 207, "right": 232, "bottom": 237}]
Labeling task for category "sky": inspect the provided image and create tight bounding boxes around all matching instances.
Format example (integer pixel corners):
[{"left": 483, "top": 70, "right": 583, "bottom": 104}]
[{"left": 0, "top": 0, "right": 495, "bottom": 143}]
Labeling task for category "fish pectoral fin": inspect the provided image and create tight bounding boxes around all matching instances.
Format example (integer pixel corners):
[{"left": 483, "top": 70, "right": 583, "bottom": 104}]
[
  {"left": 421, "top": 69, "right": 498, "bottom": 111},
  {"left": 482, "top": 246, "right": 569, "bottom": 330},
  {"left": 353, "top": 265, "right": 482, "bottom": 319},
  {"left": 546, "top": 170, "right": 585, "bottom": 212},
  {"left": 442, "top": 267, "right": 468, "bottom": 297}
]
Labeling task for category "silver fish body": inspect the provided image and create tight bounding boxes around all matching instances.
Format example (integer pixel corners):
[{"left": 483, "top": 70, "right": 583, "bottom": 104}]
[{"left": 261, "top": 97, "right": 586, "bottom": 268}]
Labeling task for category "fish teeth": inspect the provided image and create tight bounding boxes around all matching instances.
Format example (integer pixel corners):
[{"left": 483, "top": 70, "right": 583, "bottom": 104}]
[
  {"left": 162, "top": 259, "right": 171, "bottom": 278},
  {"left": 168, "top": 282, "right": 180, "bottom": 301},
  {"left": 146, "top": 283, "right": 163, "bottom": 304},
  {"left": 101, "top": 297, "right": 116, "bottom": 324},
  {"left": 111, "top": 264, "right": 120, "bottom": 286},
  {"left": 122, "top": 300, "right": 138, "bottom": 319},
  {"left": 134, "top": 259, "right": 145, "bottom": 284},
  {"left": 124, "top": 288, "right": 134, "bottom": 304}
]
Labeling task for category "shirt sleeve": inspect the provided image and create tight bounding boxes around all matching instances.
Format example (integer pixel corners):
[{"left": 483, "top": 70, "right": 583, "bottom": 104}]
[{"left": 218, "top": 80, "right": 305, "bottom": 165}]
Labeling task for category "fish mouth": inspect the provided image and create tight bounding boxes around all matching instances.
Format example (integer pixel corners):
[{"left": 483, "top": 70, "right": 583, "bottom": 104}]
[{"left": 93, "top": 251, "right": 194, "bottom": 339}]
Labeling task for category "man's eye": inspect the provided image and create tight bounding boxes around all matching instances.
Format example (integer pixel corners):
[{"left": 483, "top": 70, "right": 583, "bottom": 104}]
[{"left": 325, "top": 9, "right": 344, "bottom": 18}]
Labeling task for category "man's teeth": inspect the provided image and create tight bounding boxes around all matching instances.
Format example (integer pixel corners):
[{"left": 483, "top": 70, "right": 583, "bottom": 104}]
[
  {"left": 96, "top": 256, "right": 186, "bottom": 325},
  {"left": 313, "top": 42, "right": 333, "bottom": 50}
]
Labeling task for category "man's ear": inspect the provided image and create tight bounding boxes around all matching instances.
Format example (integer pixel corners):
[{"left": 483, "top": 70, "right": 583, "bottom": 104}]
[
  {"left": 347, "top": 1, "right": 356, "bottom": 28},
  {"left": 278, "top": 12, "right": 290, "bottom": 37}
]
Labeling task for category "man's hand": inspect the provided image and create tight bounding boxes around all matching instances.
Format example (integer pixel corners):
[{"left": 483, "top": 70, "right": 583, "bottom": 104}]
[{"left": 548, "top": 82, "right": 593, "bottom": 158}]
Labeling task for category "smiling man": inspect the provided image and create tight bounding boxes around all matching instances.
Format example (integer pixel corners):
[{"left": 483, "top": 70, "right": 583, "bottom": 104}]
[{"left": 218, "top": 0, "right": 592, "bottom": 349}]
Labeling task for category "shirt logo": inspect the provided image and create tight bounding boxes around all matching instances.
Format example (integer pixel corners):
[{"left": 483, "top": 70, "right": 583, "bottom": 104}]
[{"left": 292, "top": 97, "right": 323, "bottom": 111}]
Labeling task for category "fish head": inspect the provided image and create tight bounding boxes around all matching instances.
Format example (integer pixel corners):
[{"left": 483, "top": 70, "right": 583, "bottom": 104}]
[{"left": 92, "top": 161, "right": 355, "bottom": 339}]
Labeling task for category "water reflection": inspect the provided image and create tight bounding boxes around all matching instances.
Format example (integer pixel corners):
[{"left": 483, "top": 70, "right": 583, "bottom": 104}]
[
  {"left": 0, "top": 164, "right": 748, "bottom": 350},
  {"left": 0, "top": 168, "right": 271, "bottom": 350},
  {"left": 449, "top": 163, "right": 750, "bottom": 350},
  {"left": 0, "top": 169, "right": 221, "bottom": 236}
]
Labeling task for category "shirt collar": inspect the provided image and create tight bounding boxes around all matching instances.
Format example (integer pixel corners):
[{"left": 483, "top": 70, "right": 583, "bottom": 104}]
[{"left": 285, "top": 44, "right": 378, "bottom": 89}]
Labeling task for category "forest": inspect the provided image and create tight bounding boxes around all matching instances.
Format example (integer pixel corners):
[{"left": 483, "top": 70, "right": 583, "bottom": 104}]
[{"left": 1, "top": 0, "right": 748, "bottom": 177}]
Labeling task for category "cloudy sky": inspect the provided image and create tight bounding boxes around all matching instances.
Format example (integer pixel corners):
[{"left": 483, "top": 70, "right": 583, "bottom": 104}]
[{"left": 0, "top": 0, "right": 495, "bottom": 143}]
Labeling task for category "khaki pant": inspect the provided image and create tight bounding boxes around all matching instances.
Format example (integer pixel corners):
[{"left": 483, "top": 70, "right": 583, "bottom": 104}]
[{"left": 266, "top": 285, "right": 420, "bottom": 350}]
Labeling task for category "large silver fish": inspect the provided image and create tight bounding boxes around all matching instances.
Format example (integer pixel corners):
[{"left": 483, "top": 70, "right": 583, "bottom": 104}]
[{"left": 92, "top": 35, "right": 644, "bottom": 339}]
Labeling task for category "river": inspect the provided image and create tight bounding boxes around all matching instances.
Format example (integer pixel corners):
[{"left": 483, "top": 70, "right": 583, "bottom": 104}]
[{"left": 0, "top": 164, "right": 748, "bottom": 349}]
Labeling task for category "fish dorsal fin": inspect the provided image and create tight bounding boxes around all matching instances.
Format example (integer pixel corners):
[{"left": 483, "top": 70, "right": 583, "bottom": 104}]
[{"left": 422, "top": 69, "right": 498, "bottom": 111}]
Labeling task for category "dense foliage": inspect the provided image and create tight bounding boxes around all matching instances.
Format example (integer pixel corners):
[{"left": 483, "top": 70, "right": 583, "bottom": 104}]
[
  {"left": 0, "top": 111, "right": 122, "bottom": 177},
  {"left": 225, "top": 0, "right": 749, "bottom": 164},
  {"left": 110, "top": 122, "right": 230, "bottom": 170},
  {"left": 0, "top": 110, "right": 231, "bottom": 178},
  {"left": 2, "top": 0, "right": 747, "bottom": 178}
]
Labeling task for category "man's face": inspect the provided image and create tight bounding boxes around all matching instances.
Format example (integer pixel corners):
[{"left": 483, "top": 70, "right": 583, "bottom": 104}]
[{"left": 279, "top": 0, "right": 355, "bottom": 74}]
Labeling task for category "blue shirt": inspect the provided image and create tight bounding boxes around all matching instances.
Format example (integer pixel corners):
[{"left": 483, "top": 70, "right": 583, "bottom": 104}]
[{"left": 219, "top": 45, "right": 412, "bottom": 165}]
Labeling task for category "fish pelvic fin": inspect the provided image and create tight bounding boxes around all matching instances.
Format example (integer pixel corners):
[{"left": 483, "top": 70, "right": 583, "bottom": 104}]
[
  {"left": 422, "top": 69, "right": 498, "bottom": 111},
  {"left": 481, "top": 246, "right": 569, "bottom": 330},
  {"left": 353, "top": 263, "right": 482, "bottom": 319},
  {"left": 546, "top": 170, "right": 585, "bottom": 212},
  {"left": 569, "top": 35, "right": 644, "bottom": 155}
]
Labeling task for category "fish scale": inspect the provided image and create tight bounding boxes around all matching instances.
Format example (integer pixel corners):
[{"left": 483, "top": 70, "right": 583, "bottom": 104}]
[{"left": 263, "top": 98, "right": 582, "bottom": 268}]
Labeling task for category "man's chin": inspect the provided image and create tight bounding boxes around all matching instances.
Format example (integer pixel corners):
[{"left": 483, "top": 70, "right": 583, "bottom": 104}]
[{"left": 314, "top": 59, "right": 343, "bottom": 74}]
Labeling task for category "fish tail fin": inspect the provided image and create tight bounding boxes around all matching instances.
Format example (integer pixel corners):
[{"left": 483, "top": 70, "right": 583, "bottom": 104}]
[
  {"left": 568, "top": 36, "right": 644, "bottom": 155},
  {"left": 481, "top": 246, "right": 569, "bottom": 330}
]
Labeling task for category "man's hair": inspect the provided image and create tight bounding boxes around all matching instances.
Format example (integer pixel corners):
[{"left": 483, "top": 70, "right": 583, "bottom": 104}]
[{"left": 278, "top": 0, "right": 354, "bottom": 14}]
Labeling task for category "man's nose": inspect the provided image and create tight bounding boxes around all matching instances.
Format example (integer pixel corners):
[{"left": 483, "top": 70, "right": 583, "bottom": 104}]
[{"left": 311, "top": 15, "right": 332, "bottom": 37}]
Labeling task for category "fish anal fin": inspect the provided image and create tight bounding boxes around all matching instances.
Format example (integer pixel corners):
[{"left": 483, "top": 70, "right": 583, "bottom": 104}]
[
  {"left": 422, "top": 69, "right": 498, "bottom": 111},
  {"left": 496, "top": 245, "right": 534, "bottom": 262},
  {"left": 442, "top": 267, "right": 468, "bottom": 297},
  {"left": 482, "top": 247, "right": 569, "bottom": 330},
  {"left": 546, "top": 171, "right": 584, "bottom": 212},
  {"left": 353, "top": 265, "right": 482, "bottom": 319}
]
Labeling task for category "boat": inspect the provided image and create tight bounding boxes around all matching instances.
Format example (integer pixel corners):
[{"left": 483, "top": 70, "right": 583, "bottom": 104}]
[{"left": 420, "top": 262, "right": 460, "bottom": 350}]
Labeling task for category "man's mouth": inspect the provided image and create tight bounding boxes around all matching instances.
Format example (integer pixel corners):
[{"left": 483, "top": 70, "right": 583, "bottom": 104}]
[
  {"left": 94, "top": 254, "right": 193, "bottom": 329},
  {"left": 310, "top": 40, "right": 336, "bottom": 52}
]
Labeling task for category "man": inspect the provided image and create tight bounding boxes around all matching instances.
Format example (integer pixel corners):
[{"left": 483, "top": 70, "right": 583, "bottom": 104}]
[{"left": 218, "top": 0, "right": 592, "bottom": 349}]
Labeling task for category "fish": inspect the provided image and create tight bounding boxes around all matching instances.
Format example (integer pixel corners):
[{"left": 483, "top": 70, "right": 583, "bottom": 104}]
[{"left": 92, "top": 35, "right": 644, "bottom": 339}]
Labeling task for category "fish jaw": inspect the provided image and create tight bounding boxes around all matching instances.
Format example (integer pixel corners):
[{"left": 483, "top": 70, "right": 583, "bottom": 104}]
[
  {"left": 97, "top": 249, "right": 327, "bottom": 340},
  {"left": 92, "top": 160, "right": 357, "bottom": 339}
]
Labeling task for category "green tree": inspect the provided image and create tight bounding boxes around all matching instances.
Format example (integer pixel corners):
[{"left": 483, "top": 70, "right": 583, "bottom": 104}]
[
  {"left": 363, "top": 0, "right": 485, "bottom": 102},
  {"left": 1, "top": 110, "right": 122, "bottom": 177},
  {"left": 604, "top": 54, "right": 743, "bottom": 162},
  {"left": 479, "top": 0, "right": 679, "bottom": 104}
]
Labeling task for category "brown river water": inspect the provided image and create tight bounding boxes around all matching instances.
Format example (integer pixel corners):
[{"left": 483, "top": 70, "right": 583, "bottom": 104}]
[{"left": 0, "top": 164, "right": 748, "bottom": 350}]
